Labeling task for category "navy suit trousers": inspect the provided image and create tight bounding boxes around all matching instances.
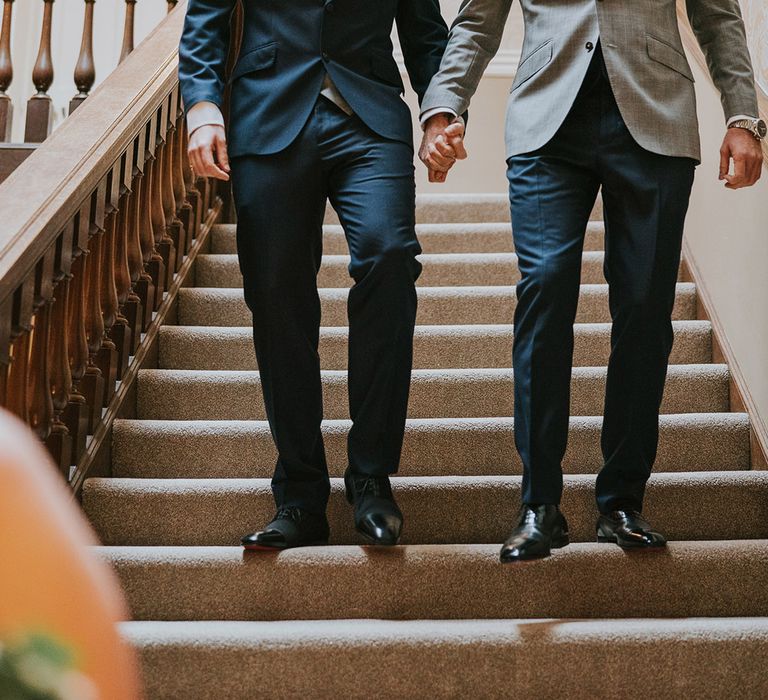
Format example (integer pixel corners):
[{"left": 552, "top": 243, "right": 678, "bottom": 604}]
[
  {"left": 507, "top": 47, "right": 697, "bottom": 514},
  {"left": 231, "top": 97, "right": 421, "bottom": 514}
]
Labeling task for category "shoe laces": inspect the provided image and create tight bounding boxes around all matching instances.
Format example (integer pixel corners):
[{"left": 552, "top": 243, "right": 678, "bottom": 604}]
[
  {"left": 356, "top": 475, "right": 390, "bottom": 499},
  {"left": 275, "top": 506, "right": 303, "bottom": 522}
]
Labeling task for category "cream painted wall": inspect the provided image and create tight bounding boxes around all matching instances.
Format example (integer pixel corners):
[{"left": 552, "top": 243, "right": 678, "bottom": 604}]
[
  {"left": 683, "top": 56, "right": 768, "bottom": 439},
  {"left": 6, "top": 0, "right": 166, "bottom": 142}
]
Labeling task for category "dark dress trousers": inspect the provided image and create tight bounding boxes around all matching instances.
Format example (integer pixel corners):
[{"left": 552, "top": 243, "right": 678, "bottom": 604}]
[
  {"left": 179, "top": 0, "right": 448, "bottom": 514},
  {"left": 507, "top": 43, "right": 696, "bottom": 514}
]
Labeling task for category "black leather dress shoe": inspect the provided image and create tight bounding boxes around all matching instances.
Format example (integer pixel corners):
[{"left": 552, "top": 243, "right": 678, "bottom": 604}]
[
  {"left": 597, "top": 510, "right": 667, "bottom": 549},
  {"left": 499, "top": 504, "right": 570, "bottom": 563},
  {"left": 344, "top": 469, "right": 403, "bottom": 546},
  {"left": 241, "top": 507, "right": 330, "bottom": 551}
]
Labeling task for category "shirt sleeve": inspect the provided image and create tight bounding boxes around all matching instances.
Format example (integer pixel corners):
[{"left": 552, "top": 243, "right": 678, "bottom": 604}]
[
  {"left": 187, "top": 101, "right": 226, "bottom": 135},
  {"left": 727, "top": 114, "right": 759, "bottom": 126},
  {"left": 420, "top": 107, "right": 460, "bottom": 128}
]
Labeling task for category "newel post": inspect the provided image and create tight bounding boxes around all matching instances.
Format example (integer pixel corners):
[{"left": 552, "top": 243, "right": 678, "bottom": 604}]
[
  {"left": 70, "top": 0, "right": 96, "bottom": 114},
  {"left": 0, "top": 0, "right": 14, "bottom": 141}
]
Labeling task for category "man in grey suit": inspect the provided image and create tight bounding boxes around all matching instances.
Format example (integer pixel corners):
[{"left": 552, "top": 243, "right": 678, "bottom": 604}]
[{"left": 419, "top": 0, "right": 765, "bottom": 562}]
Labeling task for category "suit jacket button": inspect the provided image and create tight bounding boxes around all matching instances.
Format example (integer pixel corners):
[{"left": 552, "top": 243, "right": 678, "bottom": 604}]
[
  {"left": 586, "top": 42, "right": 594, "bottom": 51},
  {"left": 322, "top": 51, "right": 330, "bottom": 61},
  {"left": 325, "top": 2, "right": 335, "bottom": 11}
]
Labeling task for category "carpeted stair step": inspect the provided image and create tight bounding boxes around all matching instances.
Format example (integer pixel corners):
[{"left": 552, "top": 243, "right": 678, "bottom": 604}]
[
  {"left": 195, "top": 251, "right": 685, "bottom": 289},
  {"left": 323, "top": 193, "right": 603, "bottom": 224},
  {"left": 123, "top": 617, "right": 768, "bottom": 700},
  {"left": 111, "top": 413, "right": 750, "bottom": 479},
  {"left": 158, "top": 321, "right": 712, "bottom": 371},
  {"left": 210, "top": 221, "right": 607, "bottom": 255},
  {"left": 177, "top": 283, "right": 698, "bottom": 327},
  {"left": 136, "top": 365, "right": 729, "bottom": 420},
  {"left": 84, "top": 472, "right": 768, "bottom": 547},
  {"left": 100, "top": 540, "right": 768, "bottom": 621}
]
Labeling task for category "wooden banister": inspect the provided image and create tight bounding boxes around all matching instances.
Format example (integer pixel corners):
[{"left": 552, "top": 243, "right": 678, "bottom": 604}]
[
  {"left": 0, "top": 2, "right": 229, "bottom": 489},
  {"left": 25, "top": 0, "right": 55, "bottom": 143}
]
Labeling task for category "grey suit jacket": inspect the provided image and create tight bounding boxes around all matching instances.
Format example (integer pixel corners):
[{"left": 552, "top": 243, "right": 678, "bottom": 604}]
[{"left": 421, "top": 0, "right": 759, "bottom": 161}]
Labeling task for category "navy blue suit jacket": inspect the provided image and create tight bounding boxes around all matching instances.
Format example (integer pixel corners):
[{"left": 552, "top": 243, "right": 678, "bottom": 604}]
[{"left": 179, "top": 0, "right": 449, "bottom": 158}]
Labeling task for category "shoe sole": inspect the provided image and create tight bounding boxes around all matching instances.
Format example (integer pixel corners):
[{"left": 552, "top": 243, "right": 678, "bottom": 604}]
[
  {"left": 242, "top": 539, "right": 329, "bottom": 552},
  {"left": 355, "top": 526, "right": 400, "bottom": 547},
  {"left": 499, "top": 534, "right": 570, "bottom": 564},
  {"left": 597, "top": 534, "right": 668, "bottom": 550}
]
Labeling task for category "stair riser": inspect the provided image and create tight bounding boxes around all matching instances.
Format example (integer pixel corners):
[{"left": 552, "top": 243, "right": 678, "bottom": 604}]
[
  {"left": 196, "top": 252, "right": 684, "bottom": 289},
  {"left": 159, "top": 322, "right": 712, "bottom": 371},
  {"left": 125, "top": 620, "right": 768, "bottom": 700},
  {"left": 85, "top": 473, "right": 768, "bottom": 547},
  {"left": 210, "top": 223, "right": 606, "bottom": 255},
  {"left": 112, "top": 414, "right": 751, "bottom": 478},
  {"left": 177, "top": 284, "right": 698, "bottom": 327},
  {"left": 101, "top": 542, "right": 768, "bottom": 620},
  {"left": 136, "top": 366, "right": 730, "bottom": 420},
  {"left": 322, "top": 194, "right": 602, "bottom": 225}
]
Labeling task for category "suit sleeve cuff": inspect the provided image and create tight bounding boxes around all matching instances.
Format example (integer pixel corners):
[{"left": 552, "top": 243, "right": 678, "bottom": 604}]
[{"left": 187, "top": 101, "right": 226, "bottom": 135}]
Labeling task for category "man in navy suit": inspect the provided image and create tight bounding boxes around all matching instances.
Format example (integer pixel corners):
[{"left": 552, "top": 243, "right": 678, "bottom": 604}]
[{"left": 179, "top": 0, "right": 453, "bottom": 550}]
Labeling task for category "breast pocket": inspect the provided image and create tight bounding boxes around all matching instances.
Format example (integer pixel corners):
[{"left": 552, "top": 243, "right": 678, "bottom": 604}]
[
  {"left": 511, "top": 39, "right": 553, "bottom": 93},
  {"left": 229, "top": 42, "right": 278, "bottom": 83},
  {"left": 646, "top": 35, "right": 694, "bottom": 82}
]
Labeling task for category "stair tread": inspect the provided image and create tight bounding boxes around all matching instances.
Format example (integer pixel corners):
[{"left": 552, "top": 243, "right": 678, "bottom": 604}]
[
  {"left": 84, "top": 471, "right": 768, "bottom": 546},
  {"left": 177, "top": 283, "right": 698, "bottom": 326},
  {"left": 158, "top": 321, "right": 712, "bottom": 370},
  {"left": 100, "top": 541, "right": 768, "bottom": 620},
  {"left": 112, "top": 413, "right": 750, "bottom": 478}
]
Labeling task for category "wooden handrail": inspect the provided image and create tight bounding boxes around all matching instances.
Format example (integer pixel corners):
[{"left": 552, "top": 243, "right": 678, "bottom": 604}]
[
  {"left": 0, "top": 0, "right": 230, "bottom": 483},
  {"left": 677, "top": 0, "right": 768, "bottom": 164}
]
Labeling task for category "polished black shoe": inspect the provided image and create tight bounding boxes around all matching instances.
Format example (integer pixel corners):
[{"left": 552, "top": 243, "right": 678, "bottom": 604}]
[
  {"left": 241, "top": 507, "right": 330, "bottom": 551},
  {"left": 597, "top": 509, "right": 667, "bottom": 549},
  {"left": 499, "top": 504, "right": 570, "bottom": 563},
  {"left": 344, "top": 469, "right": 403, "bottom": 546}
]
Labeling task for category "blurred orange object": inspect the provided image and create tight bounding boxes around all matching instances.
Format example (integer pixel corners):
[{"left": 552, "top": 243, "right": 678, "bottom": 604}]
[{"left": 0, "top": 407, "right": 143, "bottom": 699}]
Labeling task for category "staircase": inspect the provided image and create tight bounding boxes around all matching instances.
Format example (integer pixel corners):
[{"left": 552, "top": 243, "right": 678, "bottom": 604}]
[{"left": 82, "top": 194, "right": 768, "bottom": 698}]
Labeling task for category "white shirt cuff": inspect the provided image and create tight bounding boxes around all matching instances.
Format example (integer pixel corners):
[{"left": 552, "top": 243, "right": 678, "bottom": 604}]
[
  {"left": 187, "top": 101, "right": 225, "bottom": 135},
  {"left": 727, "top": 114, "right": 758, "bottom": 127},
  {"left": 420, "top": 107, "right": 459, "bottom": 128}
]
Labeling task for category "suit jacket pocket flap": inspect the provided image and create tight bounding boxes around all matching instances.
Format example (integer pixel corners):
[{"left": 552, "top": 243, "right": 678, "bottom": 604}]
[
  {"left": 646, "top": 35, "right": 694, "bottom": 82},
  {"left": 231, "top": 42, "right": 278, "bottom": 82},
  {"left": 512, "top": 40, "right": 553, "bottom": 92}
]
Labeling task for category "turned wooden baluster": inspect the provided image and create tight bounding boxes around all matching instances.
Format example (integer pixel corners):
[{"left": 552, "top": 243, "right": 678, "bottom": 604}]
[
  {"left": 63, "top": 208, "right": 91, "bottom": 464},
  {"left": 181, "top": 120, "right": 202, "bottom": 244},
  {"left": 150, "top": 106, "right": 176, "bottom": 289},
  {"left": 5, "top": 276, "right": 34, "bottom": 422},
  {"left": 70, "top": 0, "right": 96, "bottom": 114},
  {"left": 120, "top": 0, "right": 136, "bottom": 64},
  {"left": 96, "top": 169, "right": 121, "bottom": 406},
  {"left": 111, "top": 153, "right": 136, "bottom": 375},
  {"left": 172, "top": 107, "right": 193, "bottom": 258},
  {"left": 46, "top": 227, "right": 75, "bottom": 475},
  {"left": 0, "top": 0, "right": 14, "bottom": 141},
  {"left": 27, "top": 249, "right": 56, "bottom": 443},
  {"left": 140, "top": 117, "right": 166, "bottom": 310},
  {"left": 82, "top": 187, "right": 107, "bottom": 432},
  {"left": 133, "top": 128, "right": 158, "bottom": 327},
  {"left": 25, "top": 0, "right": 55, "bottom": 143},
  {"left": 123, "top": 139, "right": 145, "bottom": 350},
  {"left": 160, "top": 95, "right": 185, "bottom": 273}
]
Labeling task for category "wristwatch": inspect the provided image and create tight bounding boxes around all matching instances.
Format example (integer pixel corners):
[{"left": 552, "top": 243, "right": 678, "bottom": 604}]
[{"left": 728, "top": 117, "right": 767, "bottom": 141}]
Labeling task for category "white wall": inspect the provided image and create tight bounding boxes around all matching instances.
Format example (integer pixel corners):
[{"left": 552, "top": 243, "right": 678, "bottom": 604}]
[
  {"left": 6, "top": 0, "right": 166, "bottom": 143},
  {"left": 683, "top": 57, "right": 768, "bottom": 441}
]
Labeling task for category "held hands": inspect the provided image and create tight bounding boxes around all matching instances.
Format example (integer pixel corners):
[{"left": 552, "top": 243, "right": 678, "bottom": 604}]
[
  {"left": 719, "top": 128, "right": 762, "bottom": 189},
  {"left": 419, "top": 113, "right": 467, "bottom": 183},
  {"left": 188, "top": 124, "right": 231, "bottom": 181}
]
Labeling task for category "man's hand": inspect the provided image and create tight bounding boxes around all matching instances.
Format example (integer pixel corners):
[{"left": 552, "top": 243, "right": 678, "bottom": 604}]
[
  {"left": 419, "top": 113, "right": 467, "bottom": 184},
  {"left": 719, "top": 128, "right": 763, "bottom": 189},
  {"left": 188, "top": 124, "right": 230, "bottom": 181}
]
